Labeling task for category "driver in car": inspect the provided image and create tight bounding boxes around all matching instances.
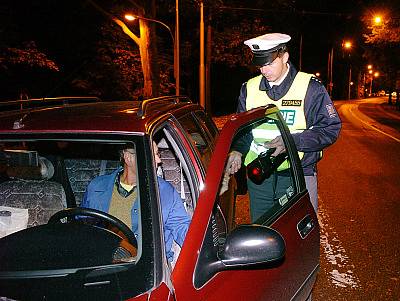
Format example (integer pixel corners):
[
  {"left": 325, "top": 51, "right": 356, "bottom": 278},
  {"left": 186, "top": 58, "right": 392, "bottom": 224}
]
[{"left": 81, "top": 141, "right": 191, "bottom": 263}]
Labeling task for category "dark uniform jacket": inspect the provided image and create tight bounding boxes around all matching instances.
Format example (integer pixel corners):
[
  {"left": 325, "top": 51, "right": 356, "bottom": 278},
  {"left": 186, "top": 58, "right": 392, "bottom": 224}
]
[{"left": 236, "top": 62, "right": 342, "bottom": 176}]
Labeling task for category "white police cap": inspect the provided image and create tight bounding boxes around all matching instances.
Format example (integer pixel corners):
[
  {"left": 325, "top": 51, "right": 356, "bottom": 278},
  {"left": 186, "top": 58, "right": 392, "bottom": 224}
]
[{"left": 244, "top": 33, "right": 291, "bottom": 65}]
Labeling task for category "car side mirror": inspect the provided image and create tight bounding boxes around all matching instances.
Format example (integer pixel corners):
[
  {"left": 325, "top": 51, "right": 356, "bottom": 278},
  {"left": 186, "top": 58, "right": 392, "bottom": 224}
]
[
  {"left": 194, "top": 224, "right": 285, "bottom": 288},
  {"left": 219, "top": 224, "right": 285, "bottom": 266}
]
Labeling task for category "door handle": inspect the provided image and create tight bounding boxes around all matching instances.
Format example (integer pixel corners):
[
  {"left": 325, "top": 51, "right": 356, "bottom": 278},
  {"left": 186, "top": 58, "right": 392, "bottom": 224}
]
[{"left": 297, "top": 214, "right": 315, "bottom": 239}]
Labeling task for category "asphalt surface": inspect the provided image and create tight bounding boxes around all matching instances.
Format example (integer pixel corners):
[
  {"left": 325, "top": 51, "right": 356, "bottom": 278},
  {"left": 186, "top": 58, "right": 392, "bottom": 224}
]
[{"left": 313, "top": 97, "right": 400, "bottom": 300}]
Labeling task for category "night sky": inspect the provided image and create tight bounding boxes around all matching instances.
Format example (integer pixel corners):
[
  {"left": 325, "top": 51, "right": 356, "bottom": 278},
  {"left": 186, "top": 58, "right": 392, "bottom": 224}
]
[{"left": 0, "top": 0, "right": 396, "bottom": 113}]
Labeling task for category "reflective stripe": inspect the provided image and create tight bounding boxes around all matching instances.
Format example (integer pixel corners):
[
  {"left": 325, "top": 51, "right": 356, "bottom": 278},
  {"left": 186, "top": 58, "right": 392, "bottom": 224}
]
[
  {"left": 244, "top": 72, "right": 313, "bottom": 168},
  {"left": 252, "top": 128, "right": 281, "bottom": 139}
]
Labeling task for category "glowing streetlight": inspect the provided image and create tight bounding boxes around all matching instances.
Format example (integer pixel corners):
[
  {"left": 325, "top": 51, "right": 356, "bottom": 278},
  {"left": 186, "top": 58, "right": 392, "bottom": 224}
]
[
  {"left": 125, "top": 14, "right": 135, "bottom": 21},
  {"left": 367, "top": 64, "right": 372, "bottom": 70},
  {"left": 124, "top": 13, "right": 180, "bottom": 95},
  {"left": 343, "top": 41, "right": 352, "bottom": 49},
  {"left": 374, "top": 16, "right": 382, "bottom": 25}
]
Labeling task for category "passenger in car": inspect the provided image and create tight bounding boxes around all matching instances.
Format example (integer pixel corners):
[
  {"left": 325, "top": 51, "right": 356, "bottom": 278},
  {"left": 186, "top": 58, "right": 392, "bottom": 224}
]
[{"left": 81, "top": 142, "right": 191, "bottom": 263}]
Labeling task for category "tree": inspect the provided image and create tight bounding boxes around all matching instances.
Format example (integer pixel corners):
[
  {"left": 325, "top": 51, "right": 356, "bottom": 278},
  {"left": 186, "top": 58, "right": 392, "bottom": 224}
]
[
  {"left": 0, "top": 41, "right": 60, "bottom": 101},
  {"left": 0, "top": 41, "right": 59, "bottom": 72},
  {"left": 0, "top": 0, "right": 61, "bottom": 100},
  {"left": 362, "top": 5, "right": 400, "bottom": 93},
  {"left": 87, "top": 0, "right": 160, "bottom": 98}
]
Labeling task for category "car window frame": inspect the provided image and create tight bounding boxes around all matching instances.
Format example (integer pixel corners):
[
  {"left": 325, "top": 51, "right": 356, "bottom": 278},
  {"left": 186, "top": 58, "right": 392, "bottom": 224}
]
[
  {"left": 221, "top": 110, "right": 306, "bottom": 227},
  {"left": 150, "top": 117, "right": 204, "bottom": 207},
  {"left": 197, "top": 108, "right": 307, "bottom": 283}
]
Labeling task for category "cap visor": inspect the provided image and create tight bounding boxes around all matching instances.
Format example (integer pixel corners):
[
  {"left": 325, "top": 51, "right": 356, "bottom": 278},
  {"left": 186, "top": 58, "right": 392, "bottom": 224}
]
[{"left": 251, "top": 51, "right": 279, "bottom": 66}]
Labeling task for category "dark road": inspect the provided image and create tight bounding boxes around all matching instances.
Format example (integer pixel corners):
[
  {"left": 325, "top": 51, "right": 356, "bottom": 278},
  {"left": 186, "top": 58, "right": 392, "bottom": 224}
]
[{"left": 313, "top": 97, "right": 400, "bottom": 301}]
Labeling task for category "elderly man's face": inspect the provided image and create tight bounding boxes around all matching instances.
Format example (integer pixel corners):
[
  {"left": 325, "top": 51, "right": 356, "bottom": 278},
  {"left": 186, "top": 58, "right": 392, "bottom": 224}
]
[
  {"left": 259, "top": 51, "right": 289, "bottom": 83},
  {"left": 123, "top": 148, "right": 136, "bottom": 170}
]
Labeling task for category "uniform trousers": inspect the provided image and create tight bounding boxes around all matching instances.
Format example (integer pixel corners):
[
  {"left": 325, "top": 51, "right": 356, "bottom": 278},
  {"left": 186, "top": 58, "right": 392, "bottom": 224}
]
[
  {"left": 305, "top": 173, "right": 318, "bottom": 213},
  {"left": 248, "top": 172, "right": 318, "bottom": 223}
]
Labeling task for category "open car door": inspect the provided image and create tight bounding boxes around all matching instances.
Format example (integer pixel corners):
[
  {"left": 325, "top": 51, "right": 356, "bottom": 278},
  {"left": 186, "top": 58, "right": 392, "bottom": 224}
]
[{"left": 171, "top": 105, "right": 319, "bottom": 301}]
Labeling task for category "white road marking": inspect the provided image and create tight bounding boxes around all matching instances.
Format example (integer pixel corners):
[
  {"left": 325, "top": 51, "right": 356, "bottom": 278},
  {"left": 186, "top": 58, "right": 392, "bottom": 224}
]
[
  {"left": 318, "top": 201, "right": 361, "bottom": 289},
  {"left": 344, "top": 102, "right": 400, "bottom": 143}
]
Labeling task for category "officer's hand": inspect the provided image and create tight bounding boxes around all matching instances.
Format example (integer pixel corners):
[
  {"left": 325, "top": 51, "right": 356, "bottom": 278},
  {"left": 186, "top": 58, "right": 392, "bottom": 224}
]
[
  {"left": 226, "top": 150, "right": 242, "bottom": 174},
  {"left": 265, "top": 136, "right": 286, "bottom": 156}
]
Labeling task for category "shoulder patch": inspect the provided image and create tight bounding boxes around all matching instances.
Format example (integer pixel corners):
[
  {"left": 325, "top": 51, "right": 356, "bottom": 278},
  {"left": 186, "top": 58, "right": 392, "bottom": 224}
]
[{"left": 325, "top": 103, "right": 337, "bottom": 118}]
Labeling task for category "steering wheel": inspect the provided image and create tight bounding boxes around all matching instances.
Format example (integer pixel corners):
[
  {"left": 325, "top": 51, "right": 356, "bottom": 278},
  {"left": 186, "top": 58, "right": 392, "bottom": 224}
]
[{"left": 48, "top": 207, "right": 137, "bottom": 248}]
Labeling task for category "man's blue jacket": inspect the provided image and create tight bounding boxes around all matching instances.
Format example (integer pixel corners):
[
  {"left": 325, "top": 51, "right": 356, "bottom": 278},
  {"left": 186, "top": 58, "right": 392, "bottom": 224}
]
[{"left": 81, "top": 168, "right": 191, "bottom": 262}]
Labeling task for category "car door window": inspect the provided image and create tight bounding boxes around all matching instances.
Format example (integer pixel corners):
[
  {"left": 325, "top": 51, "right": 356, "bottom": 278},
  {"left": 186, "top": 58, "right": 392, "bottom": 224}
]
[
  {"left": 152, "top": 126, "right": 197, "bottom": 217},
  {"left": 193, "top": 110, "right": 219, "bottom": 143},
  {"left": 217, "top": 112, "right": 299, "bottom": 233},
  {"left": 178, "top": 114, "right": 213, "bottom": 170}
]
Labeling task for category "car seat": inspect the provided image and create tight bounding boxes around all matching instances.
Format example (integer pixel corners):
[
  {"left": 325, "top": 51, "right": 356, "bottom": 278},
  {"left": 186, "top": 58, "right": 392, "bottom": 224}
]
[
  {"left": 0, "top": 157, "right": 66, "bottom": 228},
  {"left": 64, "top": 159, "right": 120, "bottom": 206}
]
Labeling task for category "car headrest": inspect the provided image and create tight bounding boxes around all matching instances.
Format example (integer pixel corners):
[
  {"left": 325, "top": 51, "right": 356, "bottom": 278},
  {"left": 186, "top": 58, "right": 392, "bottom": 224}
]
[{"left": 6, "top": 157, "right": 55, "bottom": 180}]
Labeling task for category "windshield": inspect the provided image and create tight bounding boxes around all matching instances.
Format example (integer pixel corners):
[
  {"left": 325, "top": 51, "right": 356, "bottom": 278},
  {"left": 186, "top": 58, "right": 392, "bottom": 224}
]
[{"left": 0, "top": 136, "right": 155, "bottom": 300}]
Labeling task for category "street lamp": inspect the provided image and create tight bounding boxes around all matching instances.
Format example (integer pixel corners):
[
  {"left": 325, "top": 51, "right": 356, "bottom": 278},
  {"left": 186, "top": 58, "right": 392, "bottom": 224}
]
[
  {"left": 374, "top": 16, "right": 382, "bottom": 25},
  {"left": 124, "top": 14, "right": 180, "bottom": 95},
  {"left": 199, "top": 0, "right": 205, "bottom": 109},
  {"left": 362, "top": 65, "right": 373, "bottom": 98},
  {"left": 343, "top": 40, "right": 352, "bottom": 100},
  {"left": 326, "top": 40, "right": 352, "bottom": 98},
  {"left": 343, "top": 41, "right": 352, "bottom": 49},
  {"left": 327, "top": 47, "right": 334, "bottom": 97},
  {"left": 369, "top": 71, "right": 380, "bottom": 96}
]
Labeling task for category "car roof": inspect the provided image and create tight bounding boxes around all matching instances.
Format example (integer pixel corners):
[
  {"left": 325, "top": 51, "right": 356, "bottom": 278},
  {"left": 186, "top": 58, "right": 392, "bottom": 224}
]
[{"left": 0, "top": 96, "right": 199, "bottom": 134}]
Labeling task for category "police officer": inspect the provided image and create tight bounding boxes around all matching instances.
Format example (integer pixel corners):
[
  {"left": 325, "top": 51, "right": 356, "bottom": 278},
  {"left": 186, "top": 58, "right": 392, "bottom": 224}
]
[{"left": 227, "top": 33, "right": 341, "bottom": 217}]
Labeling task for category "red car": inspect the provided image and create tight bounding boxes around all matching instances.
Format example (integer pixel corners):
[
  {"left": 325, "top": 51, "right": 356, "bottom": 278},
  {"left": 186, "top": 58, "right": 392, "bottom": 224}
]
[{"left": 0, "top": 96, "right": 319, "bottom": 301}]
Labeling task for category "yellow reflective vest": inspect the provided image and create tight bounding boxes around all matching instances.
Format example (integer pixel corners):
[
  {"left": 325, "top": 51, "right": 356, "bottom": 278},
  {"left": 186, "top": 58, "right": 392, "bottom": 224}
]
[{"left": 244, "top": 72, "right": 313, "bottom": 168}]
